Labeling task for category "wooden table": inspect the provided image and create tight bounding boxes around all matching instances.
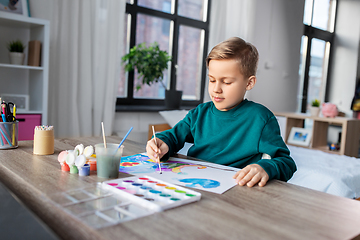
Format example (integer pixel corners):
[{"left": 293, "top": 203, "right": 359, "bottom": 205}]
[{"left": 1, "top": 136, "right": 360, "bottom": 240}]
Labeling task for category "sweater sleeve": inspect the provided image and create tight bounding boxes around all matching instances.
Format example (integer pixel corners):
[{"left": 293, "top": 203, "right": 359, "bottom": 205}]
[
  {"left": 155, "top": 112, "right": 194, "bottom": 161},
  {"left": 256, "top": 116, "right": 297, "bottom": 181}
]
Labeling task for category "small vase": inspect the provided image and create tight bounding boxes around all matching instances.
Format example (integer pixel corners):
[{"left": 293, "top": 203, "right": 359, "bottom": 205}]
[
  {"left": 310, "top": 106, "right": 320, "bottom": 117},
  {"left": 165, "top": 89, "right": 183, "bottom": 109},
  {"left": 9, "top": 52, "right": 25, "bottom": 65}
]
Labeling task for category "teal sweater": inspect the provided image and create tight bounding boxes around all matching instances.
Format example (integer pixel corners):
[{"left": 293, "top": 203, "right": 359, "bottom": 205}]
[{"left": 156, "top": 99, "right": 296, "bottom": 182}]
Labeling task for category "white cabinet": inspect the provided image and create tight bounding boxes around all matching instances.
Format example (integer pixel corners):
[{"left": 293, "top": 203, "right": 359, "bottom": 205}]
[{"left": 0, "top": 11, "right": 49, "bottom": 125}]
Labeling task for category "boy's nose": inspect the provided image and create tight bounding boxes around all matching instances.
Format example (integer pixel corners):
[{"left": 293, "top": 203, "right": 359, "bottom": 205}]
[{"left": 213, "top": 82, "right": 222, "bottom": 93}]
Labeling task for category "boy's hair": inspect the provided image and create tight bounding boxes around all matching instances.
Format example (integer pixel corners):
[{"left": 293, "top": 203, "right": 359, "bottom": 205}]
[{"left": 206, "top": 37, "right": 259, "bottom": 78}]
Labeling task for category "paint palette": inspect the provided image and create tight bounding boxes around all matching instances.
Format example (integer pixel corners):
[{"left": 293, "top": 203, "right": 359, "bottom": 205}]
[{"left": 102, "top": 176, "right": 201, "bottom": 212}]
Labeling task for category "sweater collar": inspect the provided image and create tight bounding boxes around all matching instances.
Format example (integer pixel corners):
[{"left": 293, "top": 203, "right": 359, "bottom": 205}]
[{"left": 211, "top": 99, "right": 249, "bottom": 117}]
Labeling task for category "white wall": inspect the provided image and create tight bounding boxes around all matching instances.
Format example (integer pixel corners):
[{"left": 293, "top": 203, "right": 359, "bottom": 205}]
[
  {"left": 114, "top": 112, "right": 166, "bottom": 144},
  {"left": 248, "top": 0, "right": 304, "bottom": 112}
]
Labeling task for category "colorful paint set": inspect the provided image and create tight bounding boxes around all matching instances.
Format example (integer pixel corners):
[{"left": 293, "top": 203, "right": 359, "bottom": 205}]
[
  {"left": 58, "top": 144, "right": 97, "bottom": 175},
  {"left": 48, "top": 176, "right": 201, "bottom": 229},
  {"left": 102, "top": 176, "right": 201, "bottom": 212}
]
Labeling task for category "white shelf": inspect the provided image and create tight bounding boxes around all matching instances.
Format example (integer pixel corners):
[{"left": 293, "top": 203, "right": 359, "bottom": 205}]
[
  {"left": 0, "top": 63, "right": 43, "bottom": 70},
  {"left": 16, "top": 110, "right": 43, "bottom": 115},
  {"left": 0, "top": 13, "right": 49, "bottom": 125},
  {"left": 275, "top": 112, "right": 360, "bottom": 157}
]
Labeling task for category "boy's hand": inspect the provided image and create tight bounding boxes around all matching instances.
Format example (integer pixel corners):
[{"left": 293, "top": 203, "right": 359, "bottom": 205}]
[
  {"left": 233, "top": 164, "right": 269, "bottom": 187},
  {"left": 146, "top": 138, "right": 169, "bottom": 162}
]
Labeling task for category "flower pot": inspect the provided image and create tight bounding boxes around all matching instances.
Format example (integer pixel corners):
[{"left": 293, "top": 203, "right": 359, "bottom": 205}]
[
  {"left": 165, "top": 90, "right": 182, "bottom": 109},
  {"left": 310, "top": 106, "right": 320, "bottom": 117},
  {"left": 9, "top": 52, "right": 25, "bottom": 65}
]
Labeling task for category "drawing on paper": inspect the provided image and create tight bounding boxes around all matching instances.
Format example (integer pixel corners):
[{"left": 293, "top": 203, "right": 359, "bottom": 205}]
[
  {"left": 178, "top": 178, "right": 221, "bottom": 188},
  {"left": 120, "top": 154, "right": 207, "bottom": 175}
]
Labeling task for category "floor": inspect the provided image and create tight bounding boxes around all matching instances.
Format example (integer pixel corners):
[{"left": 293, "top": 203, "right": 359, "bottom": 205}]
[{"left": 0, "top": 181, "right": 59, "bottom": 240}]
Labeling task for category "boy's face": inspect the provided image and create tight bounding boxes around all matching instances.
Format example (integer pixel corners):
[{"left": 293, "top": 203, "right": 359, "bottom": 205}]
[{"left": 208, "top": 59, "right": 256, "bottom": 111}]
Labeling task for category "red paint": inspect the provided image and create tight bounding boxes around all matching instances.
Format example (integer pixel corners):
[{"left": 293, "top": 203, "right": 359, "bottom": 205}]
[
  {"left": 90, "top": 160, "right": 97, "bottom": 171},
  {"left": 61, "top": 162, "right": 70, "bottom": 172}
]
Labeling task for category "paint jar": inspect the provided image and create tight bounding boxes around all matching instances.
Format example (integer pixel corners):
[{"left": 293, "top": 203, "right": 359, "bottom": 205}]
[
  {"left": 61, "top": 162, "right": 70, "bottom": 172},
  {"left": 79, "top": 164, "right": 90, "bottom": 176},
  {"left": 89, "top": 159, "right": 97, "bottom": 171},
  {"left": 0, "top": 121, "right": 18, "bottom": 149},
  {"left": 33, "top": 126, "right": 54, "bottom": 155},
  {"left": 69, "top": 165, "right": 78, "bottom": 174},
  {"left": 95, "top": 143, "right": 124, "bottom": 178}
]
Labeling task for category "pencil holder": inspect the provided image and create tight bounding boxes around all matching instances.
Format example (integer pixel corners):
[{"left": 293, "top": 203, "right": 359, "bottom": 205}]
[
  {"left": 33, "top": 126, "right": 54, "bottom": 155},
  {"left": 0, "top": 121, "right": 18, "bottom": 149}
]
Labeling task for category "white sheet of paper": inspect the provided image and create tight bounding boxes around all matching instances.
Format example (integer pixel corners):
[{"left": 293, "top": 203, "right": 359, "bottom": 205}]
[{"left": 121, "top": 155, "right": 240, "bottom": 194}]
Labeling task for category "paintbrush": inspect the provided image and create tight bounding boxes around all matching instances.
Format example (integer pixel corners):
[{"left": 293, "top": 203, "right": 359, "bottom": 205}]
[
  {"left": 152, "top": 125, "right": 162, "bottom": 174},
  {"left": 101, "top": 122, "right": 107, "bottom": 148},
  {"left": 117, "top": 127, "right": 133, "bottom": 149}
]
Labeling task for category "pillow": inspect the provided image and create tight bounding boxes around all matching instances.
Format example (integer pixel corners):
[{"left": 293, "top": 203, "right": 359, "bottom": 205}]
[
  {"left": 275, "top": 116, "right": 286, "bottom": 141},
  {"left": 159, "top": 110, "right": 189, "bottom": 128}
]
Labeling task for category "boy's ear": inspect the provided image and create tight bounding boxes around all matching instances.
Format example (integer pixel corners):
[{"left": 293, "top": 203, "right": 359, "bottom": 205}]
[{"left": 246, "top": 76, "right": 256, "bottom": 90}]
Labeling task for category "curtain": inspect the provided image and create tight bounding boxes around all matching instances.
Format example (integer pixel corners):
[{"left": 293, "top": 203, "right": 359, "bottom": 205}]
[
  {"left": 29, "top": 0, "right": 125, "bottom": 137},
  {"left": 208, "top": 0, "right": 255, "bottom": 51},
  {"left": 204, "top": 0, "right": 255, "bottom": 102}
]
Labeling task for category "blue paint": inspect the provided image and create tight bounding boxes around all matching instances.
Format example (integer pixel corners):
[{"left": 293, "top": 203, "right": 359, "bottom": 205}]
[
  {"left": 178, "top": 178, "right": 220, "bottom": 189},
  {"left": 132, "top": 183, "right": 143, "bottom": 186},
  {"left": 149, "top": 190, "right": 161, "bottom": 194}
]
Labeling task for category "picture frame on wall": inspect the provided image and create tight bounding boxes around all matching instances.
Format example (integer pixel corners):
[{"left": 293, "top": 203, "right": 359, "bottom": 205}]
[
  {"left": 0, "top": 0, "right": 29, "bottom": 17},
  {"left": 287, "top": 127, "right": 312, "bottom": 147}
]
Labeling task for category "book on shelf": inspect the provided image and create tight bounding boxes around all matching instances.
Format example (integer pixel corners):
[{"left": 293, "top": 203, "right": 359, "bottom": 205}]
[{"left": 27, "top": 40, "right": 41, "bottom": 66}]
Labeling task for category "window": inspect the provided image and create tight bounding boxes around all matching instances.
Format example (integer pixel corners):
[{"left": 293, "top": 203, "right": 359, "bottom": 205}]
[
  {"left": 297, "top": 0, "right": 336, "bottom": 113},
  {"left": 117, "top": 0, "right": 211, "bottom": 110}
]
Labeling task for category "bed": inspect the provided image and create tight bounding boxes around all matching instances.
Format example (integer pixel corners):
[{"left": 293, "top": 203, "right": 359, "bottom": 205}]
[
  {"left": 156, "top": 110, "right": 360, "bottom": 199},
  {"left": 287, "top": 145, "right": 360, "bottom": 199}
]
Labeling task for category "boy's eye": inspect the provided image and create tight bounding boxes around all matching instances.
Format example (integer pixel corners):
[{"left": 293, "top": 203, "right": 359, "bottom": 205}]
[
  {"left": 224, "top": 82, "right": 232, "bottom": 85},
  {"left": 209, "top": 79, "right": 215, "bottom": 83}
]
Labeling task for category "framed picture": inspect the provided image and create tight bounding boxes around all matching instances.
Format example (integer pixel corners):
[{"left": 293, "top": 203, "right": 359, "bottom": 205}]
[
  {"left": 0, "top": 0, "right": 29, "bottom": 17},
  {"left": 287, "top": 127, "right": 312, "bottom": 147}
]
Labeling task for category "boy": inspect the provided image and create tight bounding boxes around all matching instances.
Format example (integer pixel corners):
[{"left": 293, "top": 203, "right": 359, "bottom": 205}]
[{"left": 146, "top": 37, "right": 296, "bottom": 187}]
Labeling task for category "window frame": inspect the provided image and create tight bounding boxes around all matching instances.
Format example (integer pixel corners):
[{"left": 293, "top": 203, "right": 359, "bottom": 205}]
[
  {"left": 116, "top": 0, "right": 211, "bottom": 111},
  {"left": 299, "top": 1, "right": 337, "bottom": 113}
]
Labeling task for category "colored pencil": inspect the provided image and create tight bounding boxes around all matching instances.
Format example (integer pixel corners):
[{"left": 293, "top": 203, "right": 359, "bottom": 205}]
[{"left": 12, "top": 104, "right": 16, "bottom": 146}]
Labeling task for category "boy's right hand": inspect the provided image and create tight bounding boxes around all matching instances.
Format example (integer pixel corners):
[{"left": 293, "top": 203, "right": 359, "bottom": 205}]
[{"left": 146, "top": 138, "right": 169, "bottom": 162}]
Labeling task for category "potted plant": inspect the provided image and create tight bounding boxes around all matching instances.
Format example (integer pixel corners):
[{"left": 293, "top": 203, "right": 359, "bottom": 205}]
[
  {"left": 122, "top": 42, "right": 182, "bottom": 109},
  {"left": 7, "top": 40, "right": 26, "bottom": 65},
  {"left": 310, "top": 99, "right": 320, "bottom": 116}
]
